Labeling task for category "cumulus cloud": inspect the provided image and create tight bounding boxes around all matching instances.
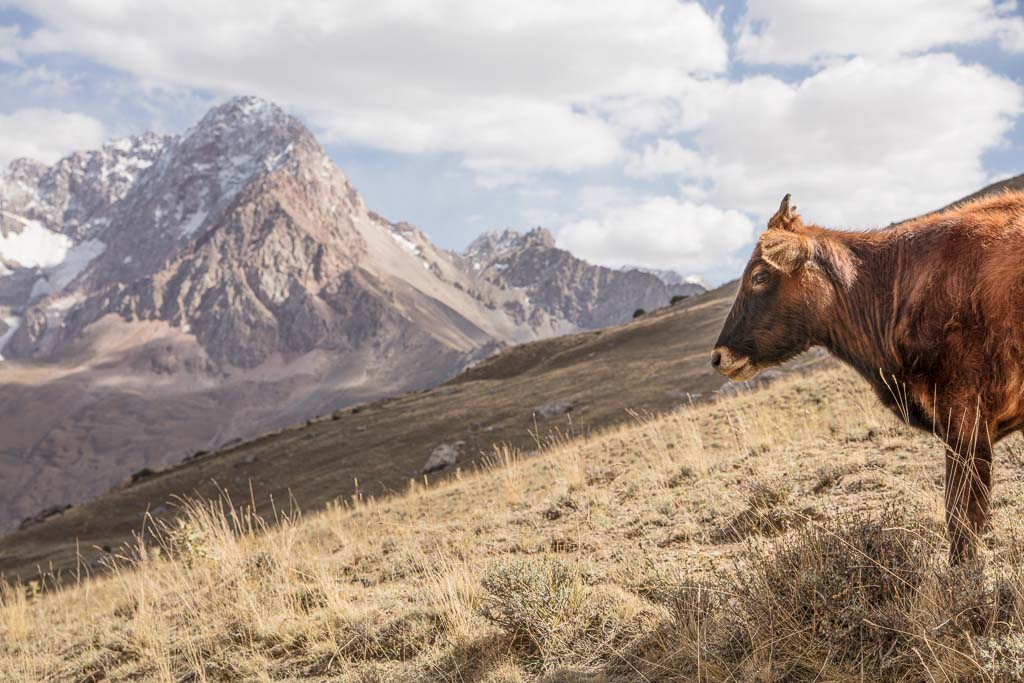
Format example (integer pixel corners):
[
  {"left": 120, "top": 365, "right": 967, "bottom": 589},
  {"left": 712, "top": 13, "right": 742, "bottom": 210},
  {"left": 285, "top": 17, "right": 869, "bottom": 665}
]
[
  {"left": 737, "top": 0, "right": 1024, "bottom": 64},
  {"left": 15, "top": 0, "right": 727, "bottom": 179},
  {"left": 684, "top": 54, "right": 1023, "bottom": 227},
  {"left": 557, "top": 196, "right": 755, "bottom": 274},
  {"left": 0, "top": 109, "right": 106, "bottom": 166},
  {"left": 625, "top": 139, "right": 704, "bottom": 179},
  {"left": 0, "top": 65, "right": 75, "bottom": 98}
]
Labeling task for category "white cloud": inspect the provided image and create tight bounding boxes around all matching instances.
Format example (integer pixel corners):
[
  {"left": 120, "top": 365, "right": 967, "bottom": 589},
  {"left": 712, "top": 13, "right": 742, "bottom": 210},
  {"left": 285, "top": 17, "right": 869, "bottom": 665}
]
[
  {"left": 0, "top": 108, "right": 107, "bottom": 166},
  {"left": 0, "top": 25, "right": 20, "bottom": 63},
  {"left": 998, "top": 8, "right": 1024, "bottom": 51},
  {"left": 686, "top": 54, "right": 1023, "bottom": 227},
  {"left": 569, "top": 52, "right": 1022, "bottom": 280},
  {"left": 0, "top": 65, "right": 75, "bottom": 97},
  {"left": 16, "top": 0, "right": 727, "bottom": 179},
  {"left": 737, "top": 0, "right": 1024, "bottom": 65},
  {"left": 557, "top": 196, "right": 755, "bottom": 274},
  {"left": 625, "top": 139, "right": 704, "bottom": 178}
]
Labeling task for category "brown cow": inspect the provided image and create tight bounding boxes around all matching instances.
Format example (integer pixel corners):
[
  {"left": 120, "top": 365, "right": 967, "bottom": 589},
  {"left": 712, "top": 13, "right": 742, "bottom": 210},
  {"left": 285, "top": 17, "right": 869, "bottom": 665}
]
[{"left": 712, "top": 191, "right": 1024, "bottom": 562}]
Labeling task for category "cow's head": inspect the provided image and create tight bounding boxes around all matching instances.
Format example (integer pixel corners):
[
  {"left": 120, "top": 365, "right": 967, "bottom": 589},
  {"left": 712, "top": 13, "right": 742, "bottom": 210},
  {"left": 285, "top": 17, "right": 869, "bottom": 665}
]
[{"left": 711, "top": 194, "right": 853, "bottom": 380}]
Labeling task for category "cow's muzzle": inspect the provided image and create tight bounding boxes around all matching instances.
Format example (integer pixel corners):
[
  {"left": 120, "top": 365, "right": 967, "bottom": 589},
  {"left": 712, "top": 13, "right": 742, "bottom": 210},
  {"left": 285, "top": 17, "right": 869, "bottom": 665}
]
[{"left": 711, "top": 347, "right": 759, "bottom": 381}]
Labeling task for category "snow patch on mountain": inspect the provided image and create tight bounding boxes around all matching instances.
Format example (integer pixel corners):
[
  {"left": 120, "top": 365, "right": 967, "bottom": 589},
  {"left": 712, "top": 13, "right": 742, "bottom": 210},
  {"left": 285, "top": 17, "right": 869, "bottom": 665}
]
[
  {"left": 29, "top": 278, "right": 50, "bottom": 300},
  {"left": 51, "top": 238, "right": 106, "bottom": 289},
  {"left": 101, "top": 139, "right": 159, "bottom": 183},
  {"left": 389, "top": 229, "right": 419, "bottom": 255},
  {"left": 0, "top": 211, "right": 72, "bottom": 268},
  {"left": 684, "top": 274, "right": 708, "bottom": 288},
  {"left": 0, "top": 210, "right": 106, "bottom": 295},
  {"left": 0, "top": 316, "right": 20, "bottom": 360},
  {"left": 179, "top": 209, "right": 209, "bottom": 236}
]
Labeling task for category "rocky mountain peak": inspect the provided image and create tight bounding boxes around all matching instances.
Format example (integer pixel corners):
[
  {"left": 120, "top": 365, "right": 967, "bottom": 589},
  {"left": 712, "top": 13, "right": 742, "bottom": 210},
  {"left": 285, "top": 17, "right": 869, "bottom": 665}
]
[
  {"left": 463, "top": 227, "right": 556, "bottom": 264},
  {"left": 5, "top": 158, "right": 47, "bottom": 186},
  {"left": 464, "top": 228, "right": 516, "bottom": 257},
  {"left": 159, "top": 95, "right": 332, "bottom": 209},
  {"left": 200, "top": 95, "right": 287, "bottom": 128},
  {"left": 1, "top": 132, "right": 172, "bottom": 240},
  {"left": 0, "top": 95, "right": 377, "bottom": 365},
  {"left": 458, "top": 223, "right": 705, "bottom": 332},
  {"left": 183, "top": 96, "right": 315, "bottom": 162},
  {"left": 521, "top": 227, "right": 556, "bottom": 249},
  {"left": 95, "top": 94, "right": 362, "bottom": 259}
]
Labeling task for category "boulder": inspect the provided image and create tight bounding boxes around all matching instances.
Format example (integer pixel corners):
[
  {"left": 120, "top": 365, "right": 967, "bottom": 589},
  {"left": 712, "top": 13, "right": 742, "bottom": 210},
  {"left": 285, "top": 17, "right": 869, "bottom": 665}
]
[
  {"left": 422, "top": 441, "right": 465, "bottom": 474},
  {"left": 536, "top": 400, "right": 575, "bottom": 418}
]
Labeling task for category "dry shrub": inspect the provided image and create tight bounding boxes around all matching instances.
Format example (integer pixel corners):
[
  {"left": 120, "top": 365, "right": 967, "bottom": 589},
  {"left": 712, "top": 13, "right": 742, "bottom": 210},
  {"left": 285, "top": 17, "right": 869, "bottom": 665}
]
[
  {"left": 338, "top": 610, "right": 443, "bottom": 662},
  {"left": 811, "top": 462, "right": 860, "bottom": 493},
  {"left": 478, "top": 661, "right": 530, "bottom": 682},
  {"left": 643, "top": 507, "right": 1024, "bottom": 681},
  {"left": 480, "top": 558, "right": 586, "bottom": 662},
  {"left": 729, "top": 506, "right": 931, "bottom": 675},
  {"left": 479, "top": 558, "right": 654, "bottom": 672},
  {"left": 709, "top": 478, "right": 795, "bottom": 544}
]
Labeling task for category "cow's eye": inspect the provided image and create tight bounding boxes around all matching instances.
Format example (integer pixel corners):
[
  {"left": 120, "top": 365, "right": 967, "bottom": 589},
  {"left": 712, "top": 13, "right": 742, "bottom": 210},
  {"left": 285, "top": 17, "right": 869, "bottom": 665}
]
[{"left": 751, "top": 270, "right": 770, "bottom": 286}]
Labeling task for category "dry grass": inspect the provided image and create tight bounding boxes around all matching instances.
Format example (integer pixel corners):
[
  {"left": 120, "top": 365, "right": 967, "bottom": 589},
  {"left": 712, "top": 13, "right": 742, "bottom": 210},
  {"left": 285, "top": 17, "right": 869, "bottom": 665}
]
[{"left": 6, "top": 366, "right": 1024, "bottom": 681}]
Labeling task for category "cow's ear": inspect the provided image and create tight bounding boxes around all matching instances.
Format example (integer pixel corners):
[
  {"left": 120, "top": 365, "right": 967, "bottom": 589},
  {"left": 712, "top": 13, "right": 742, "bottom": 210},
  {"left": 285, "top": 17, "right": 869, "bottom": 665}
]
[
  {"left": 760, "top": 230, "right": 814, "bottom": 275},
  {"left": 767, "top": 193, "right": 800, "bottom": 231}
]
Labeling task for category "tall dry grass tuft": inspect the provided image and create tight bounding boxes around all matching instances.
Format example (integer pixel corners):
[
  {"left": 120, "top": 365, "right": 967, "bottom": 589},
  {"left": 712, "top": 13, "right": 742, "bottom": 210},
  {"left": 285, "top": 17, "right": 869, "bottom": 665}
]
[
  {"left": 542, "top": 428, "right": 591, "bottom": 492},
  {"left": 627, "top": 408, "right": 710, "bottom": 488},
  {"left": 484, "top": 444, "right": 526, "bottom": 506},
  {"left": 418, "top": 543, "right": 484, "bottom": 641},
  {"left": 0, "top": 579, "right": 31, "bottom": 643}
]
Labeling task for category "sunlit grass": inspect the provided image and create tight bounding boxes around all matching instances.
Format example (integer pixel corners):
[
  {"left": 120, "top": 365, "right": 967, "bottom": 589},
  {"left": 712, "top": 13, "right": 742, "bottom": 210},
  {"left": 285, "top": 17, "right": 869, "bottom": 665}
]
[{"left": 5, "top": 366, "right": 1024, "bottom": 681}]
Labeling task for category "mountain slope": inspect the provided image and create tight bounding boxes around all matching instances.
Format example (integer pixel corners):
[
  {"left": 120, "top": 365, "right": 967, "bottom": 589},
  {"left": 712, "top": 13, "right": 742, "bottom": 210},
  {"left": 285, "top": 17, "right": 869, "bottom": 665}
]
[
  {"left": 0, "top": 282, "right": 821, "bottom": 578},
  {"left": 945, "top": 172, "right": 1024, "bottom": 207},
  {"left": 0, "top": 96, "right": 703, "bottom": 531}
]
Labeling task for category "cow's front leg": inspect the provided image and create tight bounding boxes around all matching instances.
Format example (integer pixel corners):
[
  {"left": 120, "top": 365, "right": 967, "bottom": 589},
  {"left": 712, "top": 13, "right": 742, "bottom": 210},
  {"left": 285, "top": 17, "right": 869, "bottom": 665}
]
[{"left": 944, "top": 441, "right": 992, "bottom": 564}]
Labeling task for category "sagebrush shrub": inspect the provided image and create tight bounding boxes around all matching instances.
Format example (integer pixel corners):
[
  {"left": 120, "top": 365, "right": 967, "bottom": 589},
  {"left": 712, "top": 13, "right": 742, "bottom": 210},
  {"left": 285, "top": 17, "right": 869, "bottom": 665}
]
[
  {"left": 479, "top": 558, "right": 587, "bottom": 661},
  {"left": 479, "top": 558, "right": 653, "bottom": 672}
]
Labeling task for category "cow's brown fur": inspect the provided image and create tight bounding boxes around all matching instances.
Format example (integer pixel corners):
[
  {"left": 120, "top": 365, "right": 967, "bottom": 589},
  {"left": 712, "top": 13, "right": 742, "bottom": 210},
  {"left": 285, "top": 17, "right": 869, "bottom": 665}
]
[{"left": 713, "top": 191, "right": 1024, "bottom": 562}]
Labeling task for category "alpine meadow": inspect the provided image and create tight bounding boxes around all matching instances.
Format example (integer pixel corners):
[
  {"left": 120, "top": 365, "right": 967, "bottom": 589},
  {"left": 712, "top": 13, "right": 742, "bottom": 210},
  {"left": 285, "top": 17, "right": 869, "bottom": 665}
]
[{"left": 3, "top": 1, "right": 1024, "bottom": 682}]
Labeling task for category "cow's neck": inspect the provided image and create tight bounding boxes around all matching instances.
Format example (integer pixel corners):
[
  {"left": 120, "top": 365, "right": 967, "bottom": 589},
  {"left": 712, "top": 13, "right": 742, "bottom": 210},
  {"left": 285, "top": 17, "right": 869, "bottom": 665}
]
[{"left": 816, "top": 229, "right": 904, "bottom": 383}]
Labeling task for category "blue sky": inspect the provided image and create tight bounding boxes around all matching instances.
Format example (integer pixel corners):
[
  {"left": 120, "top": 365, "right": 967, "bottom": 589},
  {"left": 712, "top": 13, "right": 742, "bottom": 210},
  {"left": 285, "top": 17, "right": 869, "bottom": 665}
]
[{"left": 1, "top": 1, "right": 1022, "bottom": 284}]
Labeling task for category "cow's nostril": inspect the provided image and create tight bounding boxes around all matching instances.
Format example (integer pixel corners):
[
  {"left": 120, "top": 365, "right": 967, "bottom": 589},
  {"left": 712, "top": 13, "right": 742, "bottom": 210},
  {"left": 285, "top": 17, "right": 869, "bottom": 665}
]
[{"left": 711, "top": 350, "right": 722, "bottom": 368}]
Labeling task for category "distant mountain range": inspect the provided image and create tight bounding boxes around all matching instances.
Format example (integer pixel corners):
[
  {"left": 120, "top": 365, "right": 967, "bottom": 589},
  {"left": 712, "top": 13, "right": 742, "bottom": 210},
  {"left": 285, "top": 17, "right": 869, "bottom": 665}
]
[
  {"left": 0, "top": 96, "right": 702, "bottom": 530},
  {"left": 619, "top": 265, "right": 707, "bottom": 290}
]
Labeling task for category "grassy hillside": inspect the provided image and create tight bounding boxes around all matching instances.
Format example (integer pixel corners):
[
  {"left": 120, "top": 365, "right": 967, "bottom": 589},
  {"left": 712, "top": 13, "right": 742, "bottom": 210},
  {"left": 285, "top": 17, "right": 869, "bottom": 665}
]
[
  {"left": 0, "top": 281, "right": 827, "bottom": 580},
  {"left": 5, "top": 366, "right": 1024, "bottom": 681}
]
